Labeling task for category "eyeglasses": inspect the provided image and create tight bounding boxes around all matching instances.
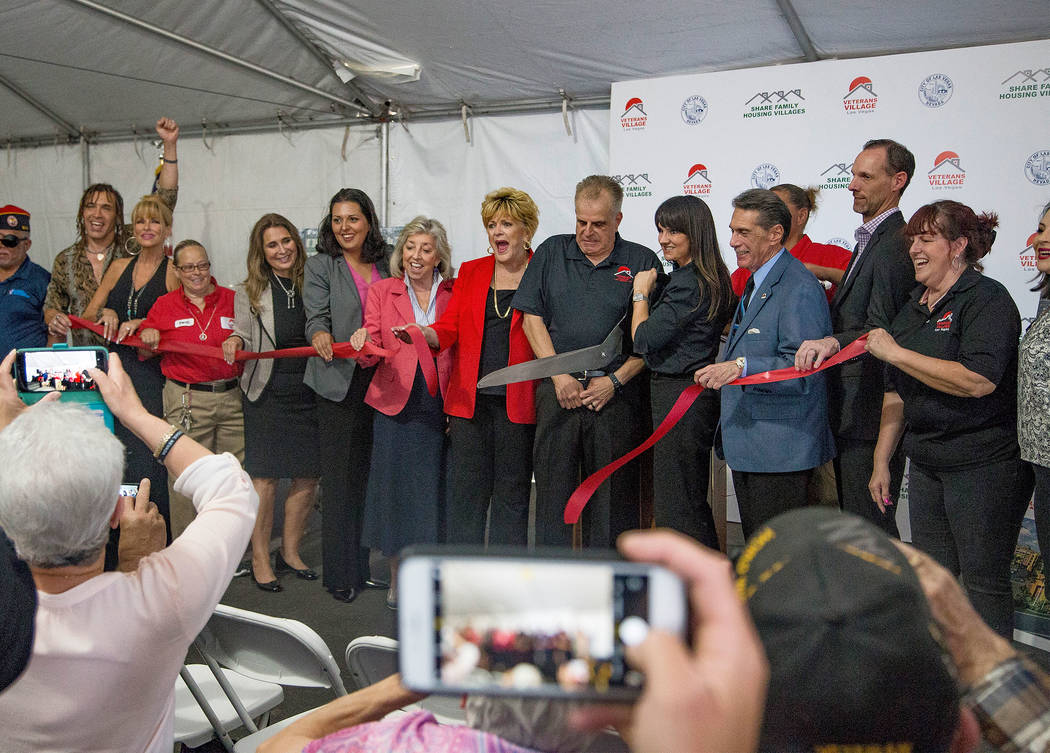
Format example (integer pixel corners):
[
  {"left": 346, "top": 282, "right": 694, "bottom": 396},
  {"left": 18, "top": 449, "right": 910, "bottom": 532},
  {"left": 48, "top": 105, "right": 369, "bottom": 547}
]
[
  {"left": 1, "top": 234, "right": 26, "bottom": 248},
  {"left": 176, "top": 262, "right": 211, "bottom": 273}
]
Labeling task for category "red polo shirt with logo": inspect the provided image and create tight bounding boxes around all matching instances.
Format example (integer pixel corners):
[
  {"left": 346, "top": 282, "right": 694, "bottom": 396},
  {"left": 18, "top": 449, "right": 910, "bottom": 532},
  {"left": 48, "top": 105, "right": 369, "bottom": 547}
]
[
  {"left": 732, "top": 234, "right": 851, "bottom": 303},
  {"left": 142, "top": 280, "right": 241, "bottom": 383}
]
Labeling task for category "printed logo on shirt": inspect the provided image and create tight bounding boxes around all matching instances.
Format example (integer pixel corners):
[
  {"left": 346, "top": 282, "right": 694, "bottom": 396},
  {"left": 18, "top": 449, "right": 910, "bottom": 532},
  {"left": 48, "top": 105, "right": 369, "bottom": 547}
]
[
  {"left": 613, "top": 266, "right": 634, "bottom": 282},
  {"left": 220, "top": 316, "right": 235, "bottom": 330},
  {"left": 843, "top": 76, "right": 878, "bottom": 114},
  {"left": 680, "top": 95, "right": 709, "bottom": 125},
  {"left": 750, "top": 162, "right": 780, "bottom": 189},
  {"left": 935, "top": 311, "right": 953, "bottom": 331},
  {"left": 611, "top": 173, "right": 653, "bottom": 199},
  {"left": 1024, "top": 150, "right": 1050, "bottom": 186},
  {"left": 683, "top": 163, "right": 712, "bottom": 195},
  {"left": 620, "top": 97, "right": 647, "bottom": 131},
  {"left": 928, "top": 151, "right": 966, "bottom": 190},
  {"left": 742, "top": 88, "right": 805, "bottom": 119},
  {"left": 918, "top": 73, "right": 954, "bottom": 108},
  {"left": 999, "top": 68, "right": 1050, "bottom": 100},
  {"left": 819, "top": 161, "right": 852, "bottom": 191},
  {"left": 174, "top": 317, "right": 194, "bottom": 328}
]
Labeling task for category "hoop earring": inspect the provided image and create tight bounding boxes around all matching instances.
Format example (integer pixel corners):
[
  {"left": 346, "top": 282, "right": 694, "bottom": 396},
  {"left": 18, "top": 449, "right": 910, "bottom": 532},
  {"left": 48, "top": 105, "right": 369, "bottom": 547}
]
[
  {"left": 951, "top": 255, "right": 963, "bottom": 269},
  {"left": 124, "top": 237, "right": 139, "bottom": 256},
  {"left": 486, "top": 246, "right": 494, "bottom": 255}
]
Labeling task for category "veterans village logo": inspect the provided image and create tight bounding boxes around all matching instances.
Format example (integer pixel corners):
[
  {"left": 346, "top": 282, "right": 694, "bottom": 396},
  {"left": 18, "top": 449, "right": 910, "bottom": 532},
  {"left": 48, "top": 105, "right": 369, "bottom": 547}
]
[
  {"left": 918, "top": 74, "right": 953, "bottom": 108},
  {"left": 1020, "top": 232, "right": 1038, "bottom": 271},
  {"left": 843, "top": 76, "right": 878, "bottom": 113},
  {"left": 681, "top": 95, "right": 709, "bottom": 125},
  {"left": 935, "top": 311, "right": 953, "bottom": 332},
  {"left": 1000, "top": 68, "right": 1050, "bottom": 100},
  {"left": 1025, "top": 150, "right": 1050, "bottom": 185},
  {"left": 612, "top": 173, "right": 653, "bottom": 198},
  {"left": 683, "top": 163, "right": 712, "bottom": 195},
  {"left": 928, "top": 151, "right": 966, "bottom": 189},
  {"left": 620, "top": 97, "right": 648, "bottom": 130},
  {"left": 751, "top": 163, "right": 780, "bottom": 189},
  {"left": 819, "top": 162, "right": 852, "bottom": 191},
  {"left": 613, "top": 266, "right": 634, "bottom": 282},
  {"left": 742, "top": 88, "right": 805, "bottom": 119}
]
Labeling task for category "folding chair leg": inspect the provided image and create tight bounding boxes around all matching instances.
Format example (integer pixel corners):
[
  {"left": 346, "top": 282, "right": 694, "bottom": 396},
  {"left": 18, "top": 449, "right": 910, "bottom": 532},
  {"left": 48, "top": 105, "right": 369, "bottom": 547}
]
[{"left": 178, "top": 667, "right": 236, "bottom": 752}]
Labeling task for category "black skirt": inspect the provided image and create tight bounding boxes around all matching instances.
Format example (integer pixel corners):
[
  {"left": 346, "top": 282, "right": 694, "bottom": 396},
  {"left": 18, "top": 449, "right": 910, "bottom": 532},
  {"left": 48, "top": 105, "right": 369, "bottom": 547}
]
[{"left": 243, "top": 370, "right": 320, "bottom": 478}]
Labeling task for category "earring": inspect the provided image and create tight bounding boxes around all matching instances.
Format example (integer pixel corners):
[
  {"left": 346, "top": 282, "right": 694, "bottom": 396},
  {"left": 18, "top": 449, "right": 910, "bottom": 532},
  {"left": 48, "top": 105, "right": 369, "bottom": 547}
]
[
  {"left": 951, "top": 255, "right": 963, "bottom": 269},
  {"left": 486, "top": 246, "right": 494, "bottom": 255},
  {"left": 124, "top": 237, "right": 140, "bottom": 256}
]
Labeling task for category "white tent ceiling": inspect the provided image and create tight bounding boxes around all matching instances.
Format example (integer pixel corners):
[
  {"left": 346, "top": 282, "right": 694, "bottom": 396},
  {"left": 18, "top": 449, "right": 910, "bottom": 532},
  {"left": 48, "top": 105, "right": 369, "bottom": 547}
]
[{"left": 3, "top": 0, "right": 1049, "bottom": 147}]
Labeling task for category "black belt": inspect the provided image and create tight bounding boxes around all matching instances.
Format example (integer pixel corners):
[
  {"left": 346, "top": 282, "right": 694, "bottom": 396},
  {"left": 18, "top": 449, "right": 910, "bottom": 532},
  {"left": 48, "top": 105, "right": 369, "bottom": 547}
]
[
  {"left": 569, "top": 369, "right": 606, "bottom": 383},
  {"left": 169, "top": 377, "right": 239, "bottom": 393}
]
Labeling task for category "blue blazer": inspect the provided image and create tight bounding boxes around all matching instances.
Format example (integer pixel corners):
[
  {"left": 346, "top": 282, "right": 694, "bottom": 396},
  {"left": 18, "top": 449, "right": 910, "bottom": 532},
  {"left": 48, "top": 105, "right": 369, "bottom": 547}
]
[{"left": 719, "top": 251, "right": 835, "bottom": 472}]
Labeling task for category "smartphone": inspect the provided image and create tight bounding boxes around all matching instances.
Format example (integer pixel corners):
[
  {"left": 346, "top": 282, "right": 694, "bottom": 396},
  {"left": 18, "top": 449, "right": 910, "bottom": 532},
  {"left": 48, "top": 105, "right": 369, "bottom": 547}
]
[
  {"left": 398, "top": 548, "right": 688, "bottom": 700},
  {"left": 119, "top": 484, "right": 139, "bottom": 498},
  {"left": 14, "top": 347, "right": 108, "bottom": 394}
]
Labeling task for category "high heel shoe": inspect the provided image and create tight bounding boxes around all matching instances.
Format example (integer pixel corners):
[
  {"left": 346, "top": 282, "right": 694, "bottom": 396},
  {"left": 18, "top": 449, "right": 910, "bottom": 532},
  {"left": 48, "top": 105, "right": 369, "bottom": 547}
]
[
  {"left": 249, "top": 564, "right": 282, "bottom": 593},
  {"left": 275, "top": 552, "right": 318, "bottom": 581}
]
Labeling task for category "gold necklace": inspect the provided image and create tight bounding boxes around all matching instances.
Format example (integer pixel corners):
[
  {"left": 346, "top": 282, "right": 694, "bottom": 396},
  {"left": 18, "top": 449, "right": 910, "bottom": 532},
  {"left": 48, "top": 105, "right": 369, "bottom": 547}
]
[{"left": 492, "top": 288, "right": 512, "bottom": 319}]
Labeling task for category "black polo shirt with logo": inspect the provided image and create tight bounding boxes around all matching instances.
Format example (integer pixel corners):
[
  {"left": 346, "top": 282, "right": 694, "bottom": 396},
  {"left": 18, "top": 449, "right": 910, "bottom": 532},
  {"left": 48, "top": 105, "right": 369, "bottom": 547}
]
[
  {"left": 513, "top": 233, "right": 660, "bottom": 371},
  {"left": 886, "top": 268, "right": 1020, "bottom": 470}
]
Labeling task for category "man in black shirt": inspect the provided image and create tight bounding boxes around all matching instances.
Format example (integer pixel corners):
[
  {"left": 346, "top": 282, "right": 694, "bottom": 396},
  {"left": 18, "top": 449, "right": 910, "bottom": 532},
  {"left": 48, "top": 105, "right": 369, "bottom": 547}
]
[{"left": 513, "top": 176, "right": 661, "bottom": 547}]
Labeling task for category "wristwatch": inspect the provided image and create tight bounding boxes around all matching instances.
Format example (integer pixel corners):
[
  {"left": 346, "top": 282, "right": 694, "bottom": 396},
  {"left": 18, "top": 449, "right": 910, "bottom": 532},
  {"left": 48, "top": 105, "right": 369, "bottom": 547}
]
[{"left": 632, "top": 292, "right": 647, "bottom": 303}]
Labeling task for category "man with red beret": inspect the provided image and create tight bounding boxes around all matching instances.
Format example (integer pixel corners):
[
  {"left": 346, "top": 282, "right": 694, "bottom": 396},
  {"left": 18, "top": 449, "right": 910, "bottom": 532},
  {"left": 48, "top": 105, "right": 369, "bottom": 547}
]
[{"left": 0, "top": 205, "right": 50, "bottom": 355}]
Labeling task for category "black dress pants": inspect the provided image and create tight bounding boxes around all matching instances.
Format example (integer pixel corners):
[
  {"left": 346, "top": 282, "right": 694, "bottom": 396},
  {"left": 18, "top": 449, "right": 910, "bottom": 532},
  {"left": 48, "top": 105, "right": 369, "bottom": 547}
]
[
  {"left": 447, "top": 394, "right": 535, "bottom": 546},
  {"left": 533, "top": 378, "right": 640, "bottom": 549},
  {"left": 834, "top": 435, "right": 903, "bottom": 538},
  {"left": 317, "top": 367, "right": 374, "bottom": 591},
  {"left": 650, "top": 374, "right": 720, "bottom": 549},
  {"left": 732, "top": 468, "right": 812, "bottom": 540}
]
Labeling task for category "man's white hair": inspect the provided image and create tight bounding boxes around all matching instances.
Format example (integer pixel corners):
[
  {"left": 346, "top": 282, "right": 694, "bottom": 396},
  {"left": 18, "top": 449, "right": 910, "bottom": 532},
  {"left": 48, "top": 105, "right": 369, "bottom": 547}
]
[{"left": 0, "top": 402, "right": 124, "bottom": 567}]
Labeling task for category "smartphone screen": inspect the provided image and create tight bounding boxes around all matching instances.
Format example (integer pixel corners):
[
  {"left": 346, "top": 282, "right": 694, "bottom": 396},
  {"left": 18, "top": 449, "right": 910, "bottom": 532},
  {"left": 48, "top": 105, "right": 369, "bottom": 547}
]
[
  {"left": 15, "top": 348, "right": 107, "bottom": 393},
  {"left": 119, "top": 484, "right": 139, "bottom": 498},
  {"left": 399, "top": 553, "right": 686, "bottom": 699}
]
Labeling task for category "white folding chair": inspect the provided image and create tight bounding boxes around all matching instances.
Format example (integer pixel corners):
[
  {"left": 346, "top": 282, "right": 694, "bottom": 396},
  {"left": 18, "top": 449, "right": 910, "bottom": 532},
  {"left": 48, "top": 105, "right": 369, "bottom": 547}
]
[{"left": 174, "top": 604, "right": 348, "bottom": 752}]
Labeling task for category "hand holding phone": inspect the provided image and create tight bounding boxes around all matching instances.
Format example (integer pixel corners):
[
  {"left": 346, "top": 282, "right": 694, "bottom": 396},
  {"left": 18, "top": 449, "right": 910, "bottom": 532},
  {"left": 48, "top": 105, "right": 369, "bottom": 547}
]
[
  {"left": 1, "top": 350, "right": 60, "bottom": 433},
  {"left": 571, "top": 530, "right": 769, "bottom": 753},
  {"left": 116, "top": 479, "right": 167, "bottom": 571}
]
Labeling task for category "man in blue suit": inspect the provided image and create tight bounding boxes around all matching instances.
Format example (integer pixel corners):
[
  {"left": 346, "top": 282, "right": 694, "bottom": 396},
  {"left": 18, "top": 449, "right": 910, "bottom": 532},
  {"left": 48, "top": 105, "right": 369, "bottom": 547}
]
[{"left": 696, "top": 189, "right": 834, "bottom": 537}]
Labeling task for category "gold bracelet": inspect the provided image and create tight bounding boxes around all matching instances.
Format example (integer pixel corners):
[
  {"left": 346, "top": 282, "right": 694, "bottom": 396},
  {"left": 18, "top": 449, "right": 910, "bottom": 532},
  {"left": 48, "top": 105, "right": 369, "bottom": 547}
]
[{"left": 153, "top": 424, "right": 180, "bottom": 459}]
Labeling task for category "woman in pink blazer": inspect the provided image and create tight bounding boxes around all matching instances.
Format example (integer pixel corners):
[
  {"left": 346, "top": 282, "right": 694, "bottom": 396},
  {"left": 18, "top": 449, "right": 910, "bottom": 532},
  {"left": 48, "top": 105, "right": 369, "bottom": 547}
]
[
  {"left": 350, "top": 216, "right": 454, "bottom": 608},
  {"left": 416, "top": 187, "right": 539, "bottom": 547}
]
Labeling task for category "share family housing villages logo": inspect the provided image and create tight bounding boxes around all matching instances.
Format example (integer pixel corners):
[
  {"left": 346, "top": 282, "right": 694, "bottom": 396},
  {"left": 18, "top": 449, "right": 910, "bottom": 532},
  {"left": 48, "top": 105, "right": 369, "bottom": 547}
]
[
  {"left": 928, "top": 151, "right": 965, "bottom": 189},
  {"left": 683, "top": 164, "right": 712, "bottom": 195},
  {"left": 1001, "top": 68, "right": 1050, "bottom": 100},
  {"left": 819, "top": 162, "right": 852, "bottom": 191},
  {"left": 620, "top": 98, "right": 647, "bottom": 130},
  {"left": 742, "top": 89, "right": 805, "bottom": 119},
  {"left": 843, "top": 76, "right": 878, "bottom": 113},
  {"left": 612, "top": 173, "right": 653, "bottom": 198}
]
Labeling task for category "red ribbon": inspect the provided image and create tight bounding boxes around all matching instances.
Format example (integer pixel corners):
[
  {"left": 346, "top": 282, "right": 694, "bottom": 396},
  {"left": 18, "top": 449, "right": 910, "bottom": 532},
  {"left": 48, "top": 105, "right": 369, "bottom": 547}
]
[
  {"left": 563, "top": 335, "right": 870, "bottom": 524},
  {"left": 68, "top": 315, "right": 440, "bottom": 397}
]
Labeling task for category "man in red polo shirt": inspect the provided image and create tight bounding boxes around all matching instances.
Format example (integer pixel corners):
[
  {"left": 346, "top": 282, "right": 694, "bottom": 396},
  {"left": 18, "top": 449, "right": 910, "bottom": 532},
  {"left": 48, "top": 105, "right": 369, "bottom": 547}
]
[{"left": 140, "top": 239, "right": 243, "bottom": 536}]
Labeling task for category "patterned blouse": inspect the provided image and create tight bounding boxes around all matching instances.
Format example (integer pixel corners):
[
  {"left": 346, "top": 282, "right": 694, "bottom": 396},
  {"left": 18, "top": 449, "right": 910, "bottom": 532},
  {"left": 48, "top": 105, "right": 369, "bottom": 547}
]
[
  {"left": 1019, "top": 303, "right": 1050, "bottom": 469},
  {"left": 43, "top": 187, "right": 177, "bottom": 345}
]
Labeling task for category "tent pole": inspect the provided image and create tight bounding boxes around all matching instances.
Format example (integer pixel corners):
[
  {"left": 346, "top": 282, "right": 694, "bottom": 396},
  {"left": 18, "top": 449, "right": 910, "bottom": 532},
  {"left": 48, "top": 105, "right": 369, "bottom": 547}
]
[
  {"left": 253, "top": 0, "right": 382, "bottom": 117},
  {"left": 61, "top": 0, "right": 373, "bottom": 116},
  {"left": 0, "top": 72, "right": 80, "bottom": 140},
  {"left": 380, "top": 121, "right": 390, "bottom": 227},
  {"left": 774, "top": 0, "right": 819, "bottom": 62},
  {"left": 81, "top": 134, "right": 91, "bottom": 190}
]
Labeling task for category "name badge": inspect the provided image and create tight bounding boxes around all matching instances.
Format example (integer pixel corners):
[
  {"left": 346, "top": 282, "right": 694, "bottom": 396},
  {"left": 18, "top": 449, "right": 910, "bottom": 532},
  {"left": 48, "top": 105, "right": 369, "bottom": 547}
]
[
  {"left": 174, "top": 318, "right": 194, "bottom": 328},
  {"left": 220, "top": 316, "right": 235, "bottom": 330}
]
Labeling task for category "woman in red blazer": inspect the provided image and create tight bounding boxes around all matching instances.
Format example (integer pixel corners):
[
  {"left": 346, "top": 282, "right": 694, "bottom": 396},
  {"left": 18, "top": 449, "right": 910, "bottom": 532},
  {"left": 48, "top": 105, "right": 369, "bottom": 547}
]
[
  {"left": 350, "top": 216, "right": 454, "bottom": 608},
  {"left": 416, "top": 187, "right": 539, "bottom": 547}
]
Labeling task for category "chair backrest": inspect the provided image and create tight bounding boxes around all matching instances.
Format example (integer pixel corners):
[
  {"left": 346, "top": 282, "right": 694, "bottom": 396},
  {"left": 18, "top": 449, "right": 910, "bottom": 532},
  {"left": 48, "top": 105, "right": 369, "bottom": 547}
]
[
  {"left": 199, "top": 603, "right": 348, "bottom": 696},
  {"left": 344, "top": 635, "right": 399, "bottom": 690}
]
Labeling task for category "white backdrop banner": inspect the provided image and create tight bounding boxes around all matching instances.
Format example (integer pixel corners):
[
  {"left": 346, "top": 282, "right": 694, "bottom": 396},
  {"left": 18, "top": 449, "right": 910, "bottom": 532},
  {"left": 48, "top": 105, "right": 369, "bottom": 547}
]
[{"left": 609, "top": 39, "right": 1050, "bottom": 324}]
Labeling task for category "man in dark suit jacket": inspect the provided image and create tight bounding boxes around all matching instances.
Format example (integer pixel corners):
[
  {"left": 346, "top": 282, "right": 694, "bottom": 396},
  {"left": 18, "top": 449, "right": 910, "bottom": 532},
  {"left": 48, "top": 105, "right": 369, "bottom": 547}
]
[
  {"left": 696, "top": 189, "right": 834, "bottom": 537},
  {"left": 794, "top": 139, "right": 917, "bottom": 536}
]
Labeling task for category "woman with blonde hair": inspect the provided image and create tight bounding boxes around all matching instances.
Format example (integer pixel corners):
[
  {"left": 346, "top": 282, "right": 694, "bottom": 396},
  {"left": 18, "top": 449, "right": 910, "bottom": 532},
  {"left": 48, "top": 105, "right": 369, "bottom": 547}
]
[
  {"left": 223, "top": 214, "right": 320, "bottom": 592},
  {"left": 350, "top": 216, "right": 455, "bottom": 607},
  {"left": 414, "top": 187, "right": 539, "bottom": 546}
]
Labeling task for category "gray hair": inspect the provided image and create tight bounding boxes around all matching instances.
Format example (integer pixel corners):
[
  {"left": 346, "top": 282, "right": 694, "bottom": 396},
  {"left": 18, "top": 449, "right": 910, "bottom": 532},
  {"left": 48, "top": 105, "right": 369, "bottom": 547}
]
[
  {"left": 0, "top": 403, "right": 124, "bottom": 567},
  {"left": 390, "top": 216, "right": 454, "bottom": 280},
  {"left": 575, "top": 175, "right": 624, "bottom": 215},
  {"left": 465, "top": 695, "right": 599, "bottom": 753},
  {"left": 732, "top": 188, "right": 792, "bottom": 239}
]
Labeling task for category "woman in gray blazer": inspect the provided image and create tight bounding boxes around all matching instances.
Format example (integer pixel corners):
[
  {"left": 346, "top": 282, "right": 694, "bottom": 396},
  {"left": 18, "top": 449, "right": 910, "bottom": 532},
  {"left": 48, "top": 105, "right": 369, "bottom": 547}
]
[
  {"left": 223, "top": 214, "right": 319, "bottom": 592},
  {"left": 303, "top": 189, "right": 390, "bottom": 604}
]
